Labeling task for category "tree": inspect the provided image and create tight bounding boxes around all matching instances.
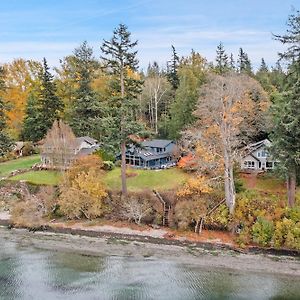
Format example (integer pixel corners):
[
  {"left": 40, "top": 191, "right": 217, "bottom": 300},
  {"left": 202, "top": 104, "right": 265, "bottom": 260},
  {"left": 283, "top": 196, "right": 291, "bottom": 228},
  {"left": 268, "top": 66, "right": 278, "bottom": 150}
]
[
  {"left": 141, "top": 63, "right": 171, "bottom": 134},
  {"left": 22, "top": 58, "right": 63, "bottom": 142},
  {"left": 59, "top": 165, "right": 107, "bottom": 219},
  {"left": 41, "top": 120, "right": 77, "bottom": 170},
  {"left": 68, "top": 42, "right": 102, "bottom": 137},
  {"left": 237, "top": 48, "right": 252, "bottom": 75},
  {"left": 2, "top": 59, "right": 42, "bottom": 139},
  {"left": 215, "top": 42, "right": 229, "bottom": 74},
  {"left": 229, "top": 53, "right": 236, "bottom": 71},
  {"left": 193, "top": 72, "right": 267, "bottom": 213},
  {"left": 101, "top": 24, "right": 143, "bottom": 196},
  {"left": 259, "top": 58, "right": 268, "bottom": 72},
  {"left": 0, "top": 67, "right": 13, "bottom": 156},
  {"left": 271, "top": 9, "right": 300, "bottom": 207},
  {"left": 167, "top": 51, "right": 207, "bottom": 139},
  {"left": 167, "top": 45, "right": 180, "bottom": 90}
]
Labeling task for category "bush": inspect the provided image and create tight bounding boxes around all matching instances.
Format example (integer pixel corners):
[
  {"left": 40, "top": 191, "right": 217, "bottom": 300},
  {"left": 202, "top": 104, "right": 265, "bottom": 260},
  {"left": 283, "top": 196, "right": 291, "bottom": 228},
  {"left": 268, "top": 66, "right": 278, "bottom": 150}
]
[
  {"left": 95, "top": 149, "right": 115, "bottom": 162},
  {"left": 252, "top": 217, "right": 274, "bottom": 246},
  {"left": 273, "top": 218, "right": 300, "bottom": 250},
  {"left": 59, "top": 168, "right": 108, "bottom": 219},
  {"left": 22, "top": 142, "right": 37, "bottom": 156},
  {"left": 206, "top": 204, "right": 230, "bottom": 230},
  {"left": 102, "top": 161, "right": 115, "bottom": 171}
]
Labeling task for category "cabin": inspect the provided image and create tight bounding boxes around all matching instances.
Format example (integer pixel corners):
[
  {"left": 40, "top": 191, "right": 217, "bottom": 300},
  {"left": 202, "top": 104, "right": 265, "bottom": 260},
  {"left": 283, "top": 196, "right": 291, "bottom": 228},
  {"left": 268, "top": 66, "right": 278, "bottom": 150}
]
[
  {"left": 241, "top": 139, "right": 278, "bottom": 171},
  {"left": 41, "top": 136, "right": 99, "bottom": 169},
  {"left": 123, "top": 139, "right": 177, "bottom": 169}
]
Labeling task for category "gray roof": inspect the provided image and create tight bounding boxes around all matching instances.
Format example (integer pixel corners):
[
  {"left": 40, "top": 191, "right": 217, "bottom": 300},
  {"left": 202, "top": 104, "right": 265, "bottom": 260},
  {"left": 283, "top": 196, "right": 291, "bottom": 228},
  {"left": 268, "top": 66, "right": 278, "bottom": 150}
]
[
  {"left": 127, "top": 148, "right": 173, "bottom": 162},
  {"left": 246, "top": 139, "right": 271, "bottom": 154},
  {"left": 141, "top": 139, "right": 174, "bottom": 148},
  {"left": 76, "top": 136, "right": 98, "bottom": 147},
  {"left": 76, "top": 145, "right": 99, "bottom": 157}
]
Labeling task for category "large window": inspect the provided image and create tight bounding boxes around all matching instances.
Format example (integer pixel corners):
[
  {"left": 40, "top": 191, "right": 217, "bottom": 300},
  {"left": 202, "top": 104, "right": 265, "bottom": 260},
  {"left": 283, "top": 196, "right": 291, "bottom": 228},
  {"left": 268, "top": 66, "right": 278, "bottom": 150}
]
[{"left": 266, "top": 162, "right": 273, "bottom": 169}]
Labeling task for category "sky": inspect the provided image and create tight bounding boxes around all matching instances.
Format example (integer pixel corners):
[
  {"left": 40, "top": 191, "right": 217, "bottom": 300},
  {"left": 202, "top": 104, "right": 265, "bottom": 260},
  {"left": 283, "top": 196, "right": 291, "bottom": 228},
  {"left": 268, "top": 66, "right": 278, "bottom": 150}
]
[{"left": 0, "top": 0, "right": 299, "bottom": 71}]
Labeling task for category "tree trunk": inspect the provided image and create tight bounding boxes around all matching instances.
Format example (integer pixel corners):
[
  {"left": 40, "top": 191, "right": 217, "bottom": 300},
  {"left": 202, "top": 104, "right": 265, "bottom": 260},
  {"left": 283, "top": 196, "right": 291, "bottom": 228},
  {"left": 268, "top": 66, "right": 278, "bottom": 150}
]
[
  {"left": 287, "top": 169, "right": 296, "bottom": 207},
  {"left": 154, "top": 92, "right": 158, "bottom": 134},
  {"left": 121, "top": 142, "right": 127, "bottom": 196},
  {"left": 120, "top": 66, "right": 127, "bottom": 197},
  {"left": 224, "top": 149, "right": 236, "bottom": 214}
]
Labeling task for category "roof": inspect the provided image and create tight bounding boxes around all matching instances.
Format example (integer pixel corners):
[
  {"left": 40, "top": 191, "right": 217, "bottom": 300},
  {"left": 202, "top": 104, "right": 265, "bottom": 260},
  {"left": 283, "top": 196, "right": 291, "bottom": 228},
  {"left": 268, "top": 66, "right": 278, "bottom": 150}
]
[
  {"left": 246, "top": 139, "right": 271, "bottom": 153},
  {"left": 75, "top": 136, "right": 98, "bottom": 147},
  {"left": 76, "top": 145, "right": 99, "bottom": 157},
  {"left": 141, "top": 139, "right": 174, "bottom": 148},
  {"left": 13, "top": 142, "right": 25, "bottom": 151}
]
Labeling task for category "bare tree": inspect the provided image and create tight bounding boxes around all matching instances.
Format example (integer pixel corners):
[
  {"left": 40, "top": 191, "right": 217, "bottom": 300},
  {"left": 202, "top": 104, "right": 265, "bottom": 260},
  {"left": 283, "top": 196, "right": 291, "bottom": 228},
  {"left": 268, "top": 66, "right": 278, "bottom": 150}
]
[
  {"left": 193, "top": 72, "right": 268, "bottom": 213},
  {"left": 41, "top": 120, "right": 77, "bottom": 170},
  {"left": 142, "top": 68, "right": 171, "bottom": 134}
]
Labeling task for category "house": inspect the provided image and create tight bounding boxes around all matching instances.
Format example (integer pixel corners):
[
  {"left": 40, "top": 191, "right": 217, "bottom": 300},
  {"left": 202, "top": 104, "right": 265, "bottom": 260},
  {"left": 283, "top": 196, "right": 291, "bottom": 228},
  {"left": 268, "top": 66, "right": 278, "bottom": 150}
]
[
  {"left": 123, "top": 139, "right": 177, "bottom": 169},
  {"left": 41, "top": 136, "right": 99, "bottom": 169},
  {"left": 241, "top": 139, "right": 278, "bottom": 171},
  {"left": 13, "top": 142, "right": 25, "bottom": 157}
]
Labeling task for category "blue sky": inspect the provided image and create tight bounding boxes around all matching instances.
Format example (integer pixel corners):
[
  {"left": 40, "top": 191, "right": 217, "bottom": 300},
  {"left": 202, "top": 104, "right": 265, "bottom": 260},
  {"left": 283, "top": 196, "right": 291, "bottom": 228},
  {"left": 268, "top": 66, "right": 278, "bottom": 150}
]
[{"left": 0, "top": 0, "right": 298, "bottom": 70}]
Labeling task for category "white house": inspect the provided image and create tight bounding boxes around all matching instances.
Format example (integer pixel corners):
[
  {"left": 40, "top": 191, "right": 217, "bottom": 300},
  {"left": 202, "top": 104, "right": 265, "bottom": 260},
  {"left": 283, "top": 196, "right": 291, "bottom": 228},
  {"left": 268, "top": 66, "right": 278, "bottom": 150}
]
[{"left": 241, "top": 139, "right": 278, "bottom": 171}]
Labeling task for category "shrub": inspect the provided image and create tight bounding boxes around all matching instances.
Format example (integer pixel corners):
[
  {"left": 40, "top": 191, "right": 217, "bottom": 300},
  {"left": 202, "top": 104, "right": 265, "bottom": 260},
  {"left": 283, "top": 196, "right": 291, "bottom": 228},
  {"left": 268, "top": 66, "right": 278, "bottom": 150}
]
[
  {"left": 95, "top": 149, "right": 115, "bottom": 162},
  {"left": 252, "top": 217, "right": 274, "bottom": 246},
  {"left": 206, "top": 204, "right": 230, "bottom": 230},
  {"left": 22, "top": 142, "right": 36, "bottom": 156},
  {"left": 273, "top": 218, "right": 300, "bottom": 250},
  {"left": 102, "top": 160, "right": 115, "bottom": 171},
  {"left": 59, "top": 168, "right": 108, "bottom": 219}
]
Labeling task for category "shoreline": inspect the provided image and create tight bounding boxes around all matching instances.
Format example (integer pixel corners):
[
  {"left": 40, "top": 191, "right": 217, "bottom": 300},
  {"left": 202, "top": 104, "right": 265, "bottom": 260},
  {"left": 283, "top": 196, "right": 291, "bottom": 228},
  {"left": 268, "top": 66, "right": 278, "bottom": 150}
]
[{"left": 1, "top": 225, "right": 300, "bottom": 278}]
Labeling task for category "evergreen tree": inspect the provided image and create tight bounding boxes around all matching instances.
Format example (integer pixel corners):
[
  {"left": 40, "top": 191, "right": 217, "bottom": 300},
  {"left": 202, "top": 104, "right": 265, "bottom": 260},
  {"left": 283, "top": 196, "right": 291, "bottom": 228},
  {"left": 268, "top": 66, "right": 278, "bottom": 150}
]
[
  {"left": 271, "top": 10, "right": 300, "bottom": 207},
  {"left": 215, "top": 42, "right": 229, "bottom": 74},
  {"left": 0, "top": 67, "right": 13, "bottom": 156},
  {"left": 22, "top": 93, "right": 43, "bottom": 142},
  {"left": 167, "top": 45, "right": 180, "bottom": 90},
  {"left": 101, "top": 24, "right": 143, "bottom": 196},
  {"left": 229, "top": 53, "right": 236, "bottom": 71},
  {"left": 259, "top": 58, "right": 268, "bottom": 72},
  {"left": 237, "top": 48, "right": 252, "bottom": 75},
  {"left": 167, "top": 51, "right": 207, "bottom": 139},
  {"left": 22, "top": 58, "right": 63, "bottom": 142},
  {"left": 69, "top": 41, "right": 102, "bottom": 137}
]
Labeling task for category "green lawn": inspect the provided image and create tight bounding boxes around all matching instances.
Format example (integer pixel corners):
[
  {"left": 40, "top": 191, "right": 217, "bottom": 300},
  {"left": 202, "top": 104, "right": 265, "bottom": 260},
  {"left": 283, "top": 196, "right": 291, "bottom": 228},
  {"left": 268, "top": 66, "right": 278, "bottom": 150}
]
[
  {"left": 0, "top": 155, "right": 40, "bottom": 177},
  {"left": 7, "top": 165, "right": 188, "bottom": 190},
  {"left": 104, "top": 167, "right": 188, "bottom": 191},
  {"left": 10, "top": 170, "right": 61, "bottom": 185}
]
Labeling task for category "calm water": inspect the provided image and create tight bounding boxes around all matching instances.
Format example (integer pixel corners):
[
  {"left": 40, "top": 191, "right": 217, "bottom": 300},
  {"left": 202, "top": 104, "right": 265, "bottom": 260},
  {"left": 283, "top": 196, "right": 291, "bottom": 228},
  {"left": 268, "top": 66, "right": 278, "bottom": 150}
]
[{"left": 1, "top": 235, "right": 300, "bottom": 300}]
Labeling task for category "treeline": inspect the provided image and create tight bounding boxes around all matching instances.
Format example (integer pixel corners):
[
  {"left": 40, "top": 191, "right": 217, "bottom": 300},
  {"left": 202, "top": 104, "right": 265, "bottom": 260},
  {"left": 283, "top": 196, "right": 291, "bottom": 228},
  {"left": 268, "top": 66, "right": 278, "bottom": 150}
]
[{"left": 0, "top": 28, "right": 285, "bottom": 148}]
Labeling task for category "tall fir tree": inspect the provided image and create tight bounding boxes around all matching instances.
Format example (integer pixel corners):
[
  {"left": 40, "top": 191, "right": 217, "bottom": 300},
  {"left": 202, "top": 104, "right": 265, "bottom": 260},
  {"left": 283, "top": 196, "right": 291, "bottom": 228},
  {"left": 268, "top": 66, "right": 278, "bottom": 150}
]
[
  {"left": 215, "top": 42, "right": 229, "bottom": 74},
  {"left": 69, "top": 41, "right": 102, "bottom": 137},
  {"left": 0, "top": 66, "right": 13, "bottom": 156},
  {"left": 237, "top": 48, "right": 252, "bottom": 75},
  {"left": 229, "top": 53, "right": 236, "bottom": 71},
  {"left": 167, "top": 45, "right": 180, "bottom": 90},
  {"left": 101, "top": 24, "right": 143, "bottom": 196},
  {"left": 271, "top": 9, "right": 300, "bottom": 206},
  {"left": 22, "top": 58, "right": 63, "bottom": 142},
  {"left": 259, "top": 58, "right": 268, "bottom": 72}
]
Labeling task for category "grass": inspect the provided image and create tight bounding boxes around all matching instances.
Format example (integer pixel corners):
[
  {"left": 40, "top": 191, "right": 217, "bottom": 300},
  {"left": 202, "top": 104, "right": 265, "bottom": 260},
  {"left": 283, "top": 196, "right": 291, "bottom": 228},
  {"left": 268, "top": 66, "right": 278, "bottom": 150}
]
[
  {"left": 10, "top": 170, "right": 61, "bottom": 185},
  {"left": 0, "top": 155, "right": 40, "bottom": 177},
  {"left": 104, "top": 167, "right": 189, "bottom": 191}
]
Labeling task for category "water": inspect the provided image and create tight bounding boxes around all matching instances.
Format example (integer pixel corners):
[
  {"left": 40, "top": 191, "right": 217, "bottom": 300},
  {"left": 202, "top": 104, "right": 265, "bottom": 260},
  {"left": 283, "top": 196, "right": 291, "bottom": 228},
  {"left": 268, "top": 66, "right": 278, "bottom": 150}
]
[{"left": 1, "top": 234, "right": 300, "bottom": 300}]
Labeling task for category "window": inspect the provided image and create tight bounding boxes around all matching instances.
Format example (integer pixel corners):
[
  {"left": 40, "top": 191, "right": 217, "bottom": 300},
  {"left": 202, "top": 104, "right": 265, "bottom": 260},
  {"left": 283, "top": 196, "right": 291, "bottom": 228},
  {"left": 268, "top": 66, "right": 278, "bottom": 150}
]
[
  {"left": 244, "top": 161, "right": 255, "bottom": 168},
  {"left": 266, "top": 162, "right": 273, "bottom": 169},
  {"left": 261, "top": 149, "right": 269, "bottom": 157},
  {"left": 257, "top": 152, "right": 261, "bottom": 157}
]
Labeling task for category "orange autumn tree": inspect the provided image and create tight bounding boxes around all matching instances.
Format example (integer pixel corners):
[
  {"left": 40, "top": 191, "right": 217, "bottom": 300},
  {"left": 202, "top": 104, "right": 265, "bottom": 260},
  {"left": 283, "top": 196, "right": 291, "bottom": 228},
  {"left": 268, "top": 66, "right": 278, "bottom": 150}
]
[
  {"left": 2, "top": 59, "right": 42, "bottom": 138},
  {"left": 192, "top": 72, "right": 269, "bottom": 213}
]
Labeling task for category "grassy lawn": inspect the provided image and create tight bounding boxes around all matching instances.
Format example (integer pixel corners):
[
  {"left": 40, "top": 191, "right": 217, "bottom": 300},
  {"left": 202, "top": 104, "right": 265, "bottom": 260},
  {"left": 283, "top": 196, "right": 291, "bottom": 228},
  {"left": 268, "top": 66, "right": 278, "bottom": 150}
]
[
  {"left": 10, "top": 170, "right": 61, "bottom": 185},
  {"left": 0, "top": 155, "right": 40, "bottom": 177},
  {"left": 104, "top": 167, "right": 189, "bottom": 191}
]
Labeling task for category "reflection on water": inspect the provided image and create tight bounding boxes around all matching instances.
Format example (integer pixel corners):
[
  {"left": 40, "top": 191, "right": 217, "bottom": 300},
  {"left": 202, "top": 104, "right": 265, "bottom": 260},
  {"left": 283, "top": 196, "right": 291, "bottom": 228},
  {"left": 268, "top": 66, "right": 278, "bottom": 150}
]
[{"left": 0, "top": 236, "right": 300, "bottom": 300}]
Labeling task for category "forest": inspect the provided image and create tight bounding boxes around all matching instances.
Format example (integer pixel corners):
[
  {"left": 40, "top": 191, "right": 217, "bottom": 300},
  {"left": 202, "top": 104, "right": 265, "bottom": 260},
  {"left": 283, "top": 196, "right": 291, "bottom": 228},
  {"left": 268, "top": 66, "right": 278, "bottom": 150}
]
[{"left": 0, "top": 10, "right": 300, "bottom": 251}]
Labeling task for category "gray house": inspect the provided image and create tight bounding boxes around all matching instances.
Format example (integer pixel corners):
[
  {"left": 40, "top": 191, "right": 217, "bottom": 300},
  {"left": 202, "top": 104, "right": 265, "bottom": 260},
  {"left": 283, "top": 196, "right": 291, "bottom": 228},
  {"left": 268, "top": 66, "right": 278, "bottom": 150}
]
[
  {"left": 241, "top": 139, "right": 278, "bottom": 171},
  {"left": 41, "top": 136, "right": 99, "bottom": 169},
  {"left": 124, "top": 139, "right": 177, "bottom": 169}
]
